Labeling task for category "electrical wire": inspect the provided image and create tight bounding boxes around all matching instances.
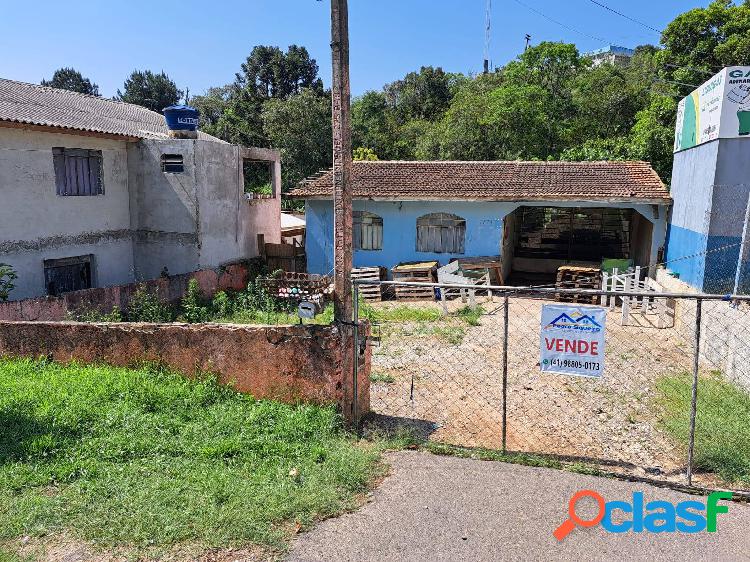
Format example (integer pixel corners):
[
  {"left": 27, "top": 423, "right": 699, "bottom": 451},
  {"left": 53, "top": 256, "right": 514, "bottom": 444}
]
[
  {"left": 511, "top": 0, "right": 609, "bottom": 43},
  {"left": 586, "top": 0, "right": 663, "bottom": 35}
]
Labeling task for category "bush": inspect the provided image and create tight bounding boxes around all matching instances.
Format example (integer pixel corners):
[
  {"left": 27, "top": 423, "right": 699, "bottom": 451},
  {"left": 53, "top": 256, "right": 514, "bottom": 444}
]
[
  {"left": 181, "top": 279, "right": 209, "bottom": 323},
  {"left": 69, "top": 306, "right": 122, "bottom": 323},
  {"left": 211, "top": 290, "right": 232, "bottom": 318},
  {"left": 126, "top": 286, "right": 174, "bottom": 323},
  {"left": 0, "top": 263, "right": 18, "bottom": 302}
]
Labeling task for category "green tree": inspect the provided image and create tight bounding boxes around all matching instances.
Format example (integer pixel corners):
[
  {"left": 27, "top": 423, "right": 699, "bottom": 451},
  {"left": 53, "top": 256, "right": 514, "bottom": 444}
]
[
  {"left": 352, "top": 91, "right": 401, "bottom": 159},
  {"left": 190, "top": 86, "right": 233, "bottom": 131},
  {"left": 237, "top": 45, "right": 323, "bottom": 99},
  {"left": 628, "top": 96, "right": 679, "bottom": 183},
  {"left": 262, "top": 88, "right": 332, "bottom": 197},
  {"left": 503, "top": 42, "right": 587, "bottom": 155},
  {"left": 41, "top": 67, "right": 99, "bottom": 95},
  {"left": 383, "top": 66, "right": 453, "bottom": 122},
  {"left": 117, "top": 70, "right": 183, "bottom": 112},
  {"left": 660, "top": 0, "right": 750, "bottom": 94},
  {"left": 353, "top": 147, "right": 379, "bottom": 160}
]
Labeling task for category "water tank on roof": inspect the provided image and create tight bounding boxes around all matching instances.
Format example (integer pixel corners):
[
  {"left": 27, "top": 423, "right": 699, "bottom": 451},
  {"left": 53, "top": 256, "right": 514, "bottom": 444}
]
[{"left": 162, "top": 105, "right": 199, "bottom": 132}]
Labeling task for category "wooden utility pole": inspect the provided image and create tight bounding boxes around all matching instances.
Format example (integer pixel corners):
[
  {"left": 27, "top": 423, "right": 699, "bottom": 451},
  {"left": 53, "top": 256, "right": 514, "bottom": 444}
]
[{"left": 331, "top": 0, "right": 353, "bottom": 322}]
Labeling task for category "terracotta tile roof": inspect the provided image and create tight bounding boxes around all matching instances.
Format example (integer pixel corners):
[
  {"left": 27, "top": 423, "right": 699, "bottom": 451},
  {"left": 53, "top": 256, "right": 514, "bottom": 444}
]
[
  {"left": 290, "top": 160, "right": 670, "bottom": 203},
  {"left": 0, "top": 78, "right": 223, "bottom": 142}
]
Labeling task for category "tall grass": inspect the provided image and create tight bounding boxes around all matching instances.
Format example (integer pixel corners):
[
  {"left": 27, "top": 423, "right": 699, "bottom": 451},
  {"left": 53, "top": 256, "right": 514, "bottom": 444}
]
[{"left": 657, "top": 371, "right": 750, "bottom": 485}]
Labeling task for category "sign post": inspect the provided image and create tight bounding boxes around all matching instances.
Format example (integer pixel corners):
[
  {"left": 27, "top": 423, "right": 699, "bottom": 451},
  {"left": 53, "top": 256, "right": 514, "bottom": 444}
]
[{"left": 540, "top": 304, "right": 607, "bottom": 378}]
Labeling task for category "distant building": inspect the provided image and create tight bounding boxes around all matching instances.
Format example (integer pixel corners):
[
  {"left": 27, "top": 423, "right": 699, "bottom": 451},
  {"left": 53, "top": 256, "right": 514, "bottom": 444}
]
[
  {"left": 584, "top": 45, "right": 635, "bottom": 67},
  {"left": 0, "top": 78, "right": 281, "bottom": 300}
]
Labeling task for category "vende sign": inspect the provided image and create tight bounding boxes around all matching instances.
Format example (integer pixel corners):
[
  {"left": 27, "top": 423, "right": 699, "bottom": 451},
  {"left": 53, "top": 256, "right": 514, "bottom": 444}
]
[{"left": 540, "top": 305, "right": 606, "bottom": 378}]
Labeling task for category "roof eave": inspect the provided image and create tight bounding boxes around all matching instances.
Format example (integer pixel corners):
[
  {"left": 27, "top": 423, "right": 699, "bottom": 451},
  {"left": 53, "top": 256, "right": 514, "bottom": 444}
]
[
  {"left": 289, "top": 194, "right": 672, "bottom": 205},
  {"left": 0, "top": 119, "right": 142, "bottom": 142}
]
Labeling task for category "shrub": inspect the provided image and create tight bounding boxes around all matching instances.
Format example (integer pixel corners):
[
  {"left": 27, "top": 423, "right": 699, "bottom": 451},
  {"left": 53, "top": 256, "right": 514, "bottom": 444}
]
[
  {"left": 181, "top": 279, "right": 209, "bottom": 323},
  {"left": 211, "top": 290, "right": 233, "bottom": 318},
  {"left": 69, "top": 305, "right": 122, "bottom": 323},
  {"left": 127, "top": 286, "right": 173, "bottom": 323},
  {"left": 0, "top": 263, "right": 18, "bottom": 302}
]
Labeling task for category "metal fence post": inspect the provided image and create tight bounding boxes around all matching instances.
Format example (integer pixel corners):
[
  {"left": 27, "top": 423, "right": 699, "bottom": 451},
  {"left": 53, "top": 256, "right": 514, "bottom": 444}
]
[
  {"left": 352, "top": 282, "right": 360, "bottom": 435},
  {"left": 502, "top": 293, "right": 509, "bottom": 454},
  {"left": 686, "top": 297, "right": 702, "bottom": 485}
]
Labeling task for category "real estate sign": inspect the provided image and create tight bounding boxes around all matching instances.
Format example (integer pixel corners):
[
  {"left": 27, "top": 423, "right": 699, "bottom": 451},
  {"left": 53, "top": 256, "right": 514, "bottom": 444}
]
[
  {"left": 540, "top": 304, "right": 606, "bottom": 378},
  {"left": 674, "top": 66, "right": 750, "bottom": 152}
]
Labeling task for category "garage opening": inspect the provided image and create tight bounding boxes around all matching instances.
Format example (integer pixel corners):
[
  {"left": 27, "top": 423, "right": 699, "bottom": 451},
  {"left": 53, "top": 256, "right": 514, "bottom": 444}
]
[{"left": 502, "top": 206, "right": 653, "bottom": 286}]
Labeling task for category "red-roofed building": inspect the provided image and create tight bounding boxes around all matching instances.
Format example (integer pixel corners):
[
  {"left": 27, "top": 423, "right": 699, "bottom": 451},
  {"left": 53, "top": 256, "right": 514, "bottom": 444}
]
[{"left": 289, "top": 160, "right": 671, "bottom": 284}]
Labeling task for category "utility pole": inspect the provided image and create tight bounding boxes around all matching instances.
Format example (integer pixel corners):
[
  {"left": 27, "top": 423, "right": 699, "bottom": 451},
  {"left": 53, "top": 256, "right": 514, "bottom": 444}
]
[
  {"left": 330, "top": 0, "right": 357, "bottom": 425},
  {"left": 483, "top": 0, "right": 491, "bottom": 74},
  {"left": 525, "top": 34, "right": 532, "bottom": 51},
  {"left": 330, "top": 0, "right": 353, "bottom": 322}
]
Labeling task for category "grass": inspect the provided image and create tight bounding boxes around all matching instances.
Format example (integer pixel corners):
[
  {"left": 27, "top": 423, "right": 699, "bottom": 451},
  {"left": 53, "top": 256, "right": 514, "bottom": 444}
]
[
  {"left": 657, "top": 371, "right": 750, "bottom": 485},
  {"left": 0, "top": 358, "right": 384, "bottom": 553},
  {"left": 369, "top": 372, "right": 395, "bottom": 384}
]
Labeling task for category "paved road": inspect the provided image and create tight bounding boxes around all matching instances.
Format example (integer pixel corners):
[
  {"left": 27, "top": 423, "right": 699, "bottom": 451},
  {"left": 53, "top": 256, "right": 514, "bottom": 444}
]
[{"left": 288, "top": 451, "right": 750, "bottom": 562}]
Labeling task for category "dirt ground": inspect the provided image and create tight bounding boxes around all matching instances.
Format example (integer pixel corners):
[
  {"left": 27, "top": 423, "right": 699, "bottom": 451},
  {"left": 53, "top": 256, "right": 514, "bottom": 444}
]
[{"left": 364, "top": 296, "right": 715, "bottom": 485}]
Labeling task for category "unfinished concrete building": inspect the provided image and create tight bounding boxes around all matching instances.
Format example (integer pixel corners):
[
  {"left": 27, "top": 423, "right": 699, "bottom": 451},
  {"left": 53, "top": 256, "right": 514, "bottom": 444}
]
[{"left": 0, "top": 78, "right": 281, "bottom": 300}]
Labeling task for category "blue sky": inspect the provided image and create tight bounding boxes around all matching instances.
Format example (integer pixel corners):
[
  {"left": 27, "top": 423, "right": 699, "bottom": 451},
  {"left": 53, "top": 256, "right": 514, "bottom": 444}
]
[{"left": 0, "top": 1, "right": 708, "bottom": 99}]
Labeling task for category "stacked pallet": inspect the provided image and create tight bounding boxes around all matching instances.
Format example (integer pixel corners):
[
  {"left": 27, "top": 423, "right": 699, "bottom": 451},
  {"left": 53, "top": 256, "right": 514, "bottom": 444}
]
[
  {"left": 351, "top": 267, "right": 385, "bottom": 301},
  {"left": 555, "top": 266, "right": 602, "bottom": 304},
  {"left": 391, "top": 261, "right": 438, "bottom": 301}
]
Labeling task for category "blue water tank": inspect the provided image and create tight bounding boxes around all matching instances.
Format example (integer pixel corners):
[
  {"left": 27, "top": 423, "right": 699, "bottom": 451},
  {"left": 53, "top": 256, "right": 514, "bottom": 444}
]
[{"left": 163, "top": 105, "right": 199, "bottom": 131}]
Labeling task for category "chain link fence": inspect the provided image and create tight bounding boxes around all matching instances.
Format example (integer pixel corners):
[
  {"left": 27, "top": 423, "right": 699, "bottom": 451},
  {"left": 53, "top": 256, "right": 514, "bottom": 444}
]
[{"left": 354, "top": 279, "right": 750, "bottom": 494}]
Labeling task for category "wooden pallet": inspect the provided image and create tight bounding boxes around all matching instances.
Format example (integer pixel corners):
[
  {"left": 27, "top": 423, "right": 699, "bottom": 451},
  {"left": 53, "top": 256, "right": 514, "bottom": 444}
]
[
  {"left": 351, "top": 266, "right": 385, "bottom": 301},
  {"left": 392, "top": 261, "right": 438, "bottom": 301},
  {"left": 555, "top": 266, "right": 602, "bottom": 305}
]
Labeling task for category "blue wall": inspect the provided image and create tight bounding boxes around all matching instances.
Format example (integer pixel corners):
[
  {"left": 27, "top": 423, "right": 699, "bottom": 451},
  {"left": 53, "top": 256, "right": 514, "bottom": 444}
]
[
  {"left": 668, "top": 138, "right": 750, "bottom": 292},
  {"left": 306, "top": 199, "right": 668, "bottom": 278}
]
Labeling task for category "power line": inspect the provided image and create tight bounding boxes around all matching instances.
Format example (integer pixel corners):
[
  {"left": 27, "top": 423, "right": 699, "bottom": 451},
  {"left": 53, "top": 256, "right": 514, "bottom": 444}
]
[
  {"left": 586, "top": 0, "right": 663, "bottom": 35},
  {"left": 511, "top": 0, "right": 608, "bottom": 43}
]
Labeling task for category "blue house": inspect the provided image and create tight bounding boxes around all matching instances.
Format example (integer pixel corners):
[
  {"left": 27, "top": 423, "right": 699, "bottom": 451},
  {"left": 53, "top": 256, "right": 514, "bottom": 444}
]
[{"left": 290, "top": 161, "right": 670, "bottom": 284}]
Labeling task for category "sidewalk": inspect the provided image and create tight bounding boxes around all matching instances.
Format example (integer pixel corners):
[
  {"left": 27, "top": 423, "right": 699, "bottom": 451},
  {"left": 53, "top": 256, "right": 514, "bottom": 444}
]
[{"left": 288, "top": 451, "right": 750, "bottom": 562}]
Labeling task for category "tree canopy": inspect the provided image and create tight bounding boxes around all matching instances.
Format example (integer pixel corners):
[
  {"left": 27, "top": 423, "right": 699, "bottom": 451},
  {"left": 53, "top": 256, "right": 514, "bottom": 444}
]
[
  {"left": 41, "top": 67, "right": 99, "bottom": 96},
  {"left": 116, "top": 70, "right": 183, "bottom": 112},
  {"left": 182, "top": 1, "right": 750, "bottom": 194}
]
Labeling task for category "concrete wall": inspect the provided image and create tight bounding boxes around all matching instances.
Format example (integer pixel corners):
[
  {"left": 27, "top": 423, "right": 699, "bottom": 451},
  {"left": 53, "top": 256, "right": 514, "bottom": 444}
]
[
  {"left": 129, "top": 140, "right": 281, "bottom": 281},
  {"left": 0, "top": 262, "right": 252, "bottom": 322},
  {"left": 0, "top": 128, "right": 135, "bottom": 299},
  {"left": 656, "top": 268, "right": 750, "bottom": 392},
  {"left": 128, "top": 139, "right": 200, "bottom": 280},
  {"left": 667, "top": 137, "right": 750, "bottom": 292},
  {"left": 305, "top": 199, "right": 668, "bottom": 278},
  {"left": 2, "top": 129, "right": 281, "bottom": 301},
  {"left": 0, "top": 320, "right": 370, "bottom": 421}
]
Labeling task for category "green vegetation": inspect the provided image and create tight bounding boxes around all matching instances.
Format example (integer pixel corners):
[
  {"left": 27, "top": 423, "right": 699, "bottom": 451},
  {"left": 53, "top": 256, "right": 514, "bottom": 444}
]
[
  {"left": 657, "top": 371, "right": 750, "bottom": 485},
  {"left": 0, "top": 358, "right": 383, "bottom": 551},
  {"left": 370, "top": 372, "right": 395, "bottom": 384},
  {"left": 0, "top": 264, "right": 18, "bottom": 303},
  {"left": 126, "top": 285, "right": 174, "bottom": 323}
]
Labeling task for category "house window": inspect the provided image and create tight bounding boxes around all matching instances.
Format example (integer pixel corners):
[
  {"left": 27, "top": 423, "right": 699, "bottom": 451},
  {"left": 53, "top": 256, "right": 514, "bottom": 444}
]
[
  {"left": 44, "top": 255, "right": 93, "bottom": 296},
  {"left": 52, "top": 148, "right": 103, "bottom": 196},
  {"left": 416, "top": 213, "right": 466, "bottom": 254},
  {"left": 161, "top": 153, "right": 184, "bottom": 173},
  {"left": 353, "top": 211, "right": 383, "bottom": 250}
]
